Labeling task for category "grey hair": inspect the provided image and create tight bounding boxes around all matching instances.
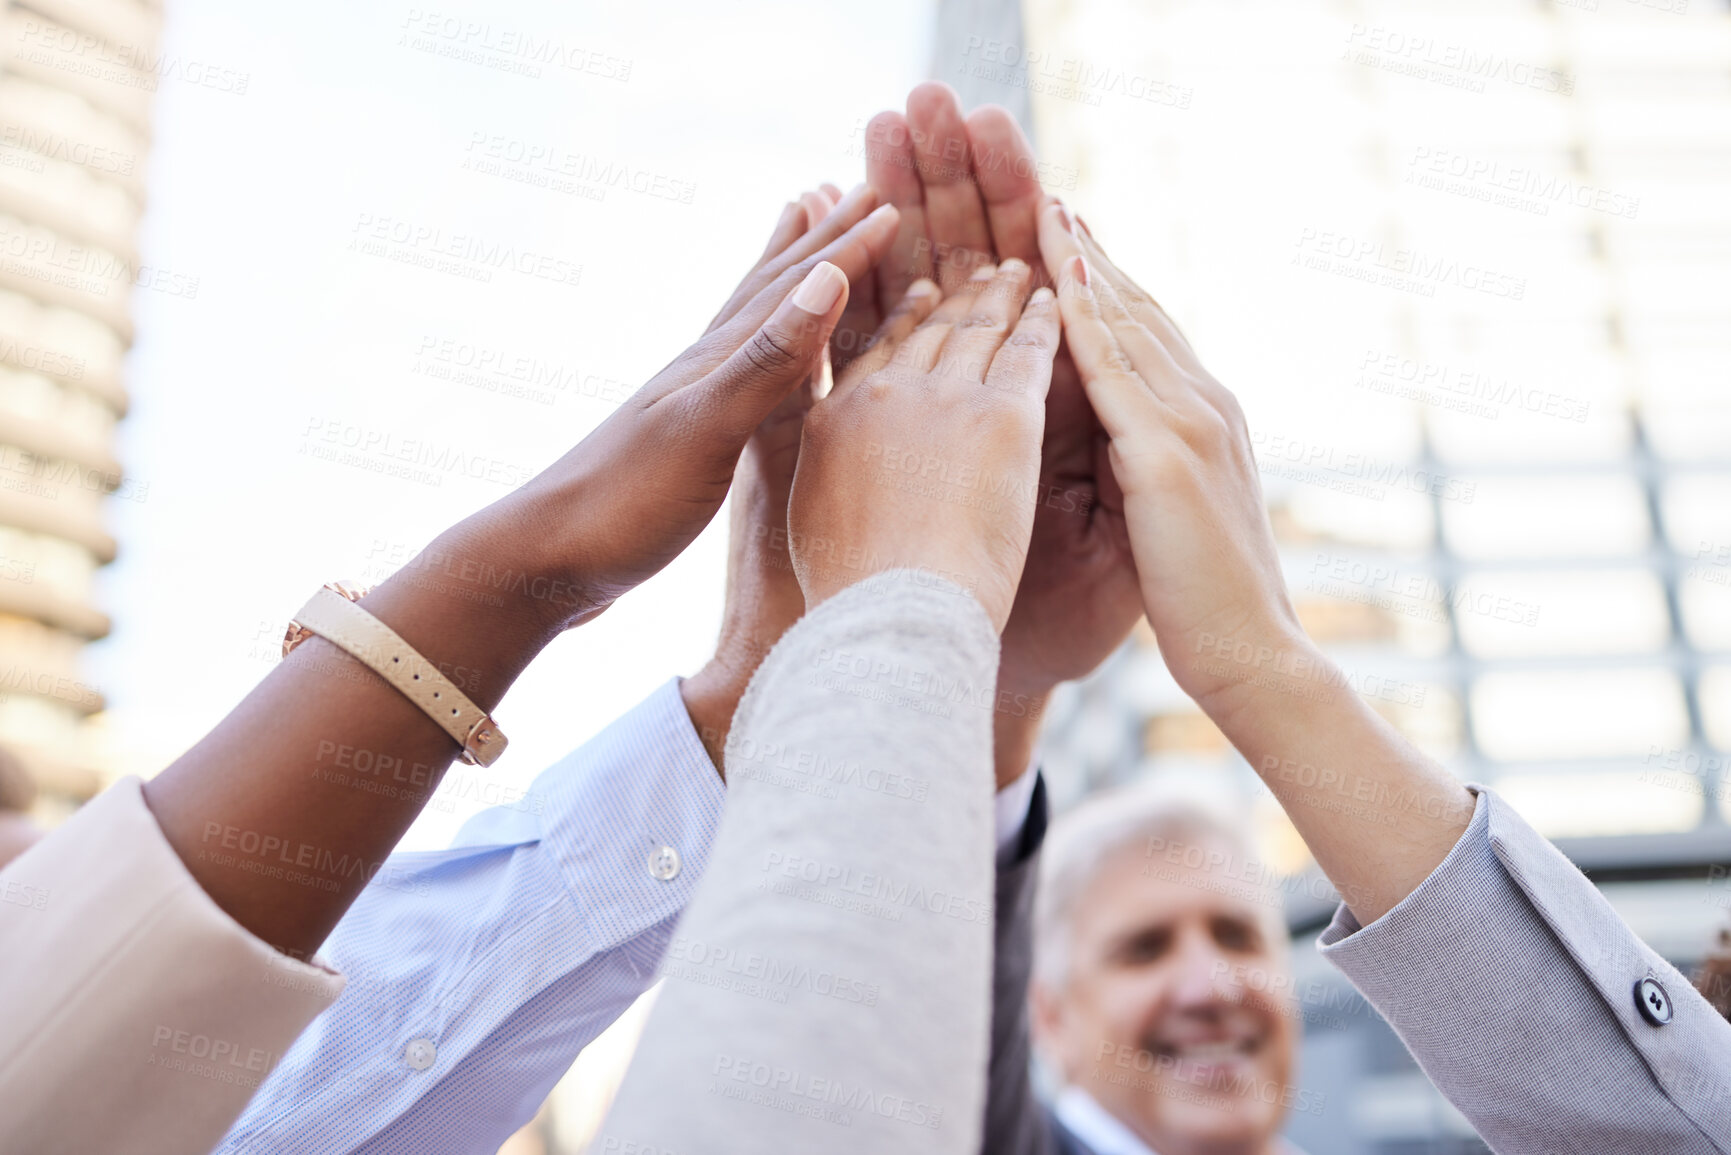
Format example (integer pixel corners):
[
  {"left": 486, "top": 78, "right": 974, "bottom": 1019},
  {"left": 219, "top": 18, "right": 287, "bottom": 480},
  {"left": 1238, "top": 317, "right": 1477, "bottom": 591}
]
[{"left": 1031, "top": 775, "right": 1285, "bottom": 991}]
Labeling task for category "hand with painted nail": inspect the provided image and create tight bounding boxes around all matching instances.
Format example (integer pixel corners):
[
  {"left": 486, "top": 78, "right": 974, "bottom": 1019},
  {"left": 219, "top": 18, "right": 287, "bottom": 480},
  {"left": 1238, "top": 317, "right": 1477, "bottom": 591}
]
[
  {"left": 1034, "top": 203, "right": 1303, "bottom": 714},
  {"left": 1034, "top": 205, "right": 1480, "bottom": 940},
  {"left": 788, "top": 261, "right": 1059, "bottom": 633},
  {"left": 492, "top": 186, "right": 902, "bottom": 630}
]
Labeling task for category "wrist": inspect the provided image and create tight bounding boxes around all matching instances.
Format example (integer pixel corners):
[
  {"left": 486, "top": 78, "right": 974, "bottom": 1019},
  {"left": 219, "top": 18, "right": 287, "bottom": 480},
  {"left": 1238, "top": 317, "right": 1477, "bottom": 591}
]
[
  {"left": 681, "top": 660, "right": 750, "bottom": 778},
  {"left": 459, "top": 485, "right": 619, "bottom": 632},
  {"left": 1191, "top": 625, "right": 1336, "bottom": 742},
  {"left": 992, "top": 690, "right": 1048, "bottom": 792}
]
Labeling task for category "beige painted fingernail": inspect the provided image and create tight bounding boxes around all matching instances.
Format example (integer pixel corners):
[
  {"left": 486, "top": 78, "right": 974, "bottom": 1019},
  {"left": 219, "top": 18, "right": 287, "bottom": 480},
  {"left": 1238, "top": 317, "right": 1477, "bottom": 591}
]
[
  {"left": 1000, "top": 257, "right": 1029, "bottom": 276},
  {"left": 906, "top": 278, "right": 940, "bottom": 299},
  {"left": 969, "top": 262, "right": 998, "bottom": 281},
  {"left": 1056, "top": 203, "right": 1078, "bottom": 236},
  {"left": 792, "top": 261, "right": 847, "bottom": 312}
]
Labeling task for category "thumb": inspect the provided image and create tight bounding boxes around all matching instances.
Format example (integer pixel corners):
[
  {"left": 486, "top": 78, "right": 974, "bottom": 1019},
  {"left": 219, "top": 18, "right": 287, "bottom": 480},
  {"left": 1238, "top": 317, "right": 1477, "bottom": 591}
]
[{"left": 693, "top": 261, "right": 848, "bottom": 444}]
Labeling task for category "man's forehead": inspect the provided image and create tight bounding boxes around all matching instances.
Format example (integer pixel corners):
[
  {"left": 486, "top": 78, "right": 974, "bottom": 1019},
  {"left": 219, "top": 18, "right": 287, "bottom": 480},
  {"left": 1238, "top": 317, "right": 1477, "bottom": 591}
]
[{"left": 1074, "top": 838, "right": 1285, "bottom": 941}]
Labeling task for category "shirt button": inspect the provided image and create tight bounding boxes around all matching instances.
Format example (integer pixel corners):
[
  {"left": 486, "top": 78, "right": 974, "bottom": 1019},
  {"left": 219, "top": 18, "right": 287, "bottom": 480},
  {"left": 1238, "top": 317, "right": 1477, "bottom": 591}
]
[
  {"left": 404, "top": 1038, "right": 437, "bottom": 1070},
  {"left": 1634, "top": 978, "right": 1673, "bottom": 1026},
  {"left": 648, "top": 845, "right": 681, "bottom": 881}
]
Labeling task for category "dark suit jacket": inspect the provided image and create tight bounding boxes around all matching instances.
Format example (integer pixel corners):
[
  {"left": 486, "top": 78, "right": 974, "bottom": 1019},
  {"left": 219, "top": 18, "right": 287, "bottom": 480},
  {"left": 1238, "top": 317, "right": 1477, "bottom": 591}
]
[{"left": 982, "top": 774, "right": 1099, "bottom": 1155}]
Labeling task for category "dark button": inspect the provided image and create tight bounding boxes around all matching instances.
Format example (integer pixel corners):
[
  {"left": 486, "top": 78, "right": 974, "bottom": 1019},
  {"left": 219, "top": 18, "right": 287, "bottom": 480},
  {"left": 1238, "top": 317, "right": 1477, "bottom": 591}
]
[{"left": 1634, "top": 977, "right": 1673, "bottom": 1026}]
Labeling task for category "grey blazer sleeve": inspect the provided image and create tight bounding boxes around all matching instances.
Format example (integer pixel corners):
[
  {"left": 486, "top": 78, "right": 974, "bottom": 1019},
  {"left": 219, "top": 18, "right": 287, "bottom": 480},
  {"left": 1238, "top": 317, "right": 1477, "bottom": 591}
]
[
  {"left": 597, "top": 570, "right": 1000, "bottom": 1155},
  {"left": 982, "top": 774, "right": 1061, "bottom": 1155},
  {"left": 1320, "top": 784, "right": 1731, "bottom": 1154}
]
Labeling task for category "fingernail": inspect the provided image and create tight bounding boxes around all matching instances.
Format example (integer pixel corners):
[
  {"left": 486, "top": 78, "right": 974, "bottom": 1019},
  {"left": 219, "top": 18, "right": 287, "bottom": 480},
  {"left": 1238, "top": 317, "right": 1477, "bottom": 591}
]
[
  {"left": 1056, "top": 203, "right": 1078, "bottom": 237},
  {"left": 1000, "top": 257, "right": 1029, "bottom": 276},
  {"left": 1070, "top": 255, "right": 1091, "bottom": 290},
  {"left": 906, "top": 278, "right": 940, "bottom": 298},
  {"left": 792, "top": 261, "right": 847, "bottom": 313},
  {"left": 1030, "top": 286, "right": 1055, "bottom": 304},
  {"left": 865, "top": 202, "right": 897, "bottom": 225},
  {"left": 969, "top": 262, "right": 998, "bottom": 281}
]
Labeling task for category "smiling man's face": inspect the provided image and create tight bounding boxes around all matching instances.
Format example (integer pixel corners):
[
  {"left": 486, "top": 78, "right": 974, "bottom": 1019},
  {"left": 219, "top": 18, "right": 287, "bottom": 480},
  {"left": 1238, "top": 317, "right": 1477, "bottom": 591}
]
[{"left": 1034, "top": 835, "right": 1297, "bottom": 1155}]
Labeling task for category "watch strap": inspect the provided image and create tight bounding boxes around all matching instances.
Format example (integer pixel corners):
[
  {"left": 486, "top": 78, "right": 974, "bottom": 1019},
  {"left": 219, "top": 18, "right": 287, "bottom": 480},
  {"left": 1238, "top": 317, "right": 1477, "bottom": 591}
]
[{"left": 286, "top": 587, "right": 507, "bottom": 766}]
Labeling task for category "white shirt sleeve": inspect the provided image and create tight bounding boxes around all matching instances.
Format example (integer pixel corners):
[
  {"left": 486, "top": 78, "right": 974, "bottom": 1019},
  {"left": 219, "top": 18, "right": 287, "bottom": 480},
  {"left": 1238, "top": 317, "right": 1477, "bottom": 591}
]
[{"left": 218, "top": 679, "right": 726, "bottom": 1155}]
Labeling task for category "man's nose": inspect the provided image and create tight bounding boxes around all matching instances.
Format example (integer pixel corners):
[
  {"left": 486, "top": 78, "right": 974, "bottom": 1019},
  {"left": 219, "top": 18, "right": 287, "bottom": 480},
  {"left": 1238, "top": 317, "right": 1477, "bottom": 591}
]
[{"left": 1165, "top": 933, "right": 1243, "bottom": 1011}]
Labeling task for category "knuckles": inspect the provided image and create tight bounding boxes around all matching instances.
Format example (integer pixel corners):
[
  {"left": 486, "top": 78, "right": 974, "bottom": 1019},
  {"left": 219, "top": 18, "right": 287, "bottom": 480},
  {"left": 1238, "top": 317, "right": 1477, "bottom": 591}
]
[{"left": 739, "top": 325, "right": 805, "bottom": 376}]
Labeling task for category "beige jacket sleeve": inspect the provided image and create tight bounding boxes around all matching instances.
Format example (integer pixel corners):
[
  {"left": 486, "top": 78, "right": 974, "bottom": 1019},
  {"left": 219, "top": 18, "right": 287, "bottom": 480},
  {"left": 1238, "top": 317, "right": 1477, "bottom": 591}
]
[
  {"left": 0, "top": 777, "right": 345, "bottom": 1155},
  {"left": 598, "top": 570, "right": 1000, "bottom": 1155}
]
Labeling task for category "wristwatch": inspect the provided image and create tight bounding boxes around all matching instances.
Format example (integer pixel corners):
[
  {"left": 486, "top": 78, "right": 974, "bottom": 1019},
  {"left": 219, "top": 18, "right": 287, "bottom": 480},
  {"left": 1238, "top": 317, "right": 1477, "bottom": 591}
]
[{"left": 284, "top": 582, "right": 508, "bottom": 767}]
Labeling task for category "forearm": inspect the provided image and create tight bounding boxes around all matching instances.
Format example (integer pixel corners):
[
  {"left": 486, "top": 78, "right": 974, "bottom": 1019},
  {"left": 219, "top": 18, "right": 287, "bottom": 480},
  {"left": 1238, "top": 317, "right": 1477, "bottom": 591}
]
[
  {"left": 1197, "top": 627, "right": 1474, "bottom": 924},
  {"left": 600, "top": 572, "right": 999, "bottom": 1154},
  {"left": 144, "top": 513, "right": 568, "bottom": 959}
]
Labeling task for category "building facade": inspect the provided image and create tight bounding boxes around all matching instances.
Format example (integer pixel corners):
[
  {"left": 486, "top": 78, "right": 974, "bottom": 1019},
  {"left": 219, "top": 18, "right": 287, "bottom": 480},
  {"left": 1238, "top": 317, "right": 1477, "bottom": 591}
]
[{"left": 0, "top": 0, "right": 160, "bottom": 808}]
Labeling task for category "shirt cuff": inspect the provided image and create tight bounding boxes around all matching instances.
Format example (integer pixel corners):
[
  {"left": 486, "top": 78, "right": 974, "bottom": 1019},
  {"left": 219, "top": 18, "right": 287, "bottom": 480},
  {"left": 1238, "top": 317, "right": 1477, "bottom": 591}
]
[
  {"left": 994, "top": 763, "right": 1038, "bottom": 869},
  {"left": 1317, "top": 785, "right": 1488, "bottom": 952},
  {"left": 523, "top": 677, "right": 727, "bottom": 948}
]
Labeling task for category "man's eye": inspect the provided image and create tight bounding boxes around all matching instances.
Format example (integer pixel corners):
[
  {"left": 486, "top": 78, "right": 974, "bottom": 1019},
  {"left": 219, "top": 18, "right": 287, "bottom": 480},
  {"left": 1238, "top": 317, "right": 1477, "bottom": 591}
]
[
  {"left": 1118, "top": 930, "right": 1172, "bottom": 964},
  {"left": 1212, "top": 918, "right": 1259, "bottom": 952}
]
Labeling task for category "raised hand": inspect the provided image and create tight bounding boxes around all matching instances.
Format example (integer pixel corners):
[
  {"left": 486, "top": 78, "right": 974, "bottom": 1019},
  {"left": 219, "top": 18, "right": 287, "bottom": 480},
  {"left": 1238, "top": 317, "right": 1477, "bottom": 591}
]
[
  {"left": 502, "top": 185, "right": 900, "bottom": 629},
  {"left": 834, "top": 83, "right": 1049, "bottom": 379},
  {"left": 1035, "top": 203, "right": 1474, "bottom": 924},
  {"left": 790, "top": 261, "right": 1058, "bottom": 632},
  {"left": 851, "top": 84, "right": 1142, "bottom": 784},
  {"left": 1034, "top": 201, "right": 1301, "bottom": 714}
]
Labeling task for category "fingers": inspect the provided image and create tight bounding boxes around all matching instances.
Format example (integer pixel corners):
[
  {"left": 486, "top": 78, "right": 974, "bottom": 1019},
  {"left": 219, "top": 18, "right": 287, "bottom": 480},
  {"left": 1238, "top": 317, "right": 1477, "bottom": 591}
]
[
  {"left": 831, "top": 279, "right": 942, "bottom": 398},
  {"left": 756, "top": 199, "right": 812, "bottom": 265},
  {"left": 798, "top": 188, "right": 838, "bottom": 230},
  {"left": 863, "top": 110, "right": 933, "bottom": 309},
  {"left": 1050, "top": 253, "right": 1159, "bottom": 441},
  {"left": 965, "top": 106, "right": 1044, "bottom": 270},
  {"left": 711, "top": 184, "right": 882, "bottom": 330},
  {"left": 888, "top": 265, "right": 993, "bottom": 372},
  {"left": 1050, "top": 202, "right": 1202, "bottom": 371},
  {"left": 1037, "top": 204, "right": 1221, "bottom": 419},
  {"left": 934, "top": 258, "right": 1033, "bottom": 380},
  {"left": 907, "top": 82, "right": 994, "bottom": 292},
  {"left": 1072, "top": 245, "right": 1189, "bottom": 398},
  {"left": 690, "top": 262, "right": 850, "bottom": 446},
  {"left": 720, "top": 201, "right": 901, "bottom": 344},
  {"left": 985, "top": 285, "right": 1060, "bottom": 408}
]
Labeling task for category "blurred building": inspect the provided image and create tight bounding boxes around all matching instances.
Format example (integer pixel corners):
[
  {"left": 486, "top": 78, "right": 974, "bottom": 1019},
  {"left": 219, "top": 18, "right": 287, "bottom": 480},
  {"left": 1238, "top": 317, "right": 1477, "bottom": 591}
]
[
  {"left": 1013, "top": 0, "right": 1731, "bottom": 1150},
  {"left": 0, "top": 0, "right": 160, "bottom": 809}
]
